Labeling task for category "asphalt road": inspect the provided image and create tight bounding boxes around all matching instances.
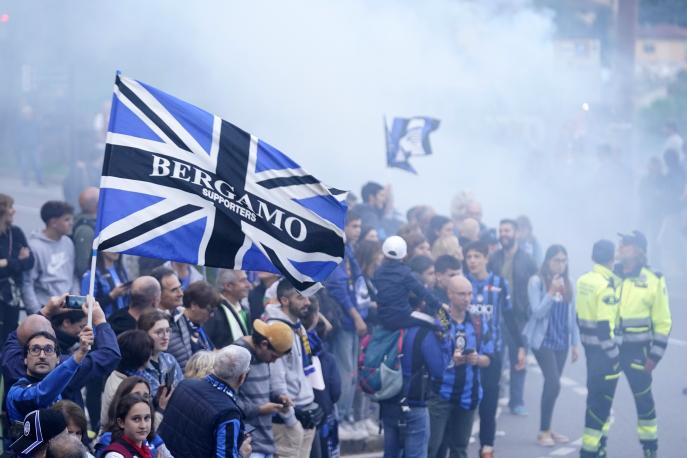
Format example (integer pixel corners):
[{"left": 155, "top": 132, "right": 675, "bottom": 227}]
[
  {"left": 479, "top": 277, "right": 687, "bottom": 458},
  {"left": 3, "top": 177, "right": 687, "bottom": 457},
  {"left": 0, "top": 176, "right": 63, "bottom": 235},
  {"left": 346, "top": 281, "right": 687, "bottom": 458}
]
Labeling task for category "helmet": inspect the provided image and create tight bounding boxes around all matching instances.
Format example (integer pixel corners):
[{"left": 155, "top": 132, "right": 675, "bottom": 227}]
[{"left": 382, "top": 235, "right": 407, "bottom": 260}]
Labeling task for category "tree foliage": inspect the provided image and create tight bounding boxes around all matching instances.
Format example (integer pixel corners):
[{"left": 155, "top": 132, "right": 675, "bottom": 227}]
[{"left": 639, "top": 71, "right": 687, "bottom": 138}]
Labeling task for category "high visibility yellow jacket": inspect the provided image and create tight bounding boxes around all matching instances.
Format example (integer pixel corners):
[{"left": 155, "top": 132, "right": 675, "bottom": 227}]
[
  {"left": 576, "top": 264, "right": 621, "bottom": 362},
  {"left": 615, "top": 265, "right": 671, "bottom": 362}
]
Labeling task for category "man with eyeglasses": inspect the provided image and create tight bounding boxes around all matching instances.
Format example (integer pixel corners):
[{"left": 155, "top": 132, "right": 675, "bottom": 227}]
[
  {"left": 1, "top": 295, "right": 120, "bottom": 435},
  {"left": 233, "top": 319, "right": 294, "bottom": 458},
  {"left": 5, "top": 324, "right": 93, "bottom": 423}
]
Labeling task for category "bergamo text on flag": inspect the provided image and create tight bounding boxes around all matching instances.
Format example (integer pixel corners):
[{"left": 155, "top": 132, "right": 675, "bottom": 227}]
[{"left": 95, "top": 73, "right": 347, "bottom": 295}]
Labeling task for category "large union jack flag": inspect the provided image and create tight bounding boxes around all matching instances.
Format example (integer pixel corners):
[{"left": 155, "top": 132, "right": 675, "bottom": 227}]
[{"left": 95, "top": 73, "right": 347, "bottom": 295}]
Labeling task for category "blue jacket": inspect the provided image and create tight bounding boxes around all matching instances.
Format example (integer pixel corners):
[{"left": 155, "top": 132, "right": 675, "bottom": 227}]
[
  {"left": 142, "top": 351, "right": 184, "bottom": 398},
  {"left": 1, "top": 322, "right": 121, "bottom": 409},
  {"left": 80, "top": 265, "right": 129, "bottom": 317},
  {"left": 6, "top": 357, "right": 81, "bottom": 421},
  {"left": 372, "top": 259, "right": 441, "bottom": 329},
  {"left": 401, "top": 325, "right": 447, "bottom": 407},
  {"left": 324, "top": 244, "right": 361, "bottom": 332},
  {"left": 523, "top": 275, "right": 580, "bottom": 351}
]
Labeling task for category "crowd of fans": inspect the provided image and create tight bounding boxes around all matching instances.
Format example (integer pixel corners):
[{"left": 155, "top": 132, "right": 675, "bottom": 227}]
[{"left": 0, "top": 166, "right": 667, "bottom": 458}]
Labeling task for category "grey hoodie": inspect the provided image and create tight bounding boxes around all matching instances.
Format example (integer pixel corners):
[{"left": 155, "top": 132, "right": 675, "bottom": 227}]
[
  {"left": 22, "top": 231, "right": 76, "bottom": 312},
  {"left": 263, "top": 303, "right": 314, "bottom": 426}
]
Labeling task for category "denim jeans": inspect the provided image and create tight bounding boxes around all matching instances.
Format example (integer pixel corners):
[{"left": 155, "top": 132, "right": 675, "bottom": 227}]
[
  {"left": 331, "top": 328, "right": 359, "bottom": 422},
  {"left": 380, "top": 403, "right": 430, "bottom": 458}
]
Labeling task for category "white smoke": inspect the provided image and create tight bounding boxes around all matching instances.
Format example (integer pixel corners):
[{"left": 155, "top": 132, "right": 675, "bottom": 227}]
[{"left": 6, "top": 0, "right": 638, "bottom": 273}]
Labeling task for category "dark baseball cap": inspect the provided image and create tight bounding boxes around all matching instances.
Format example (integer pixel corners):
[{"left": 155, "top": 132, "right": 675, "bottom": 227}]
[
  {"left": 618, "top": 230, "right": 648, "bottom": 252},
  {"left": 11, "top": 409, "right": 67, "bottom": 455},
  {"left": 592, "top": 239, "right": 615, "bottom": 264}
]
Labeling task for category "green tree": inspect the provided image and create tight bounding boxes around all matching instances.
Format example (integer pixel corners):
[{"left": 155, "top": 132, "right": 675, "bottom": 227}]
[
  {"left": 640, "top": 0, "right": 687, "bottom": 27},
  {"left": 639, "top": 71, "right": 687, "bottom": 140}
]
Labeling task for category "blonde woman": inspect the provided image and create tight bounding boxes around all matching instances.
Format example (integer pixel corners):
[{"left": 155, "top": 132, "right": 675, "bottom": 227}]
[{"left": 184, "top": 350, "right": 216, "bottom": 378}]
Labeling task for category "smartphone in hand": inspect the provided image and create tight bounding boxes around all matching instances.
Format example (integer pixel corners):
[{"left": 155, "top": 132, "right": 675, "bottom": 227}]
[
  {"left": 163, "top": 370, "right": 175, "bottom": 390},
  {"left": 65, "top": 295, "right": 87, "bottom": 310}
]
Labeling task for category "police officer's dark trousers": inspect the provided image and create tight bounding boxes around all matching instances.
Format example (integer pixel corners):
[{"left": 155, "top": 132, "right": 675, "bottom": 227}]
[
  {"left": 580, "top": 346, "right": 619, "bottom": 458},
  {"left": 620, "top": 342, "right": 658, "bottom": 452}
]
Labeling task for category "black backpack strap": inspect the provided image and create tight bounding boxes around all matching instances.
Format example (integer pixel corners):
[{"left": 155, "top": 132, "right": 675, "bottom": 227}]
[{"left": 406, "top": 327, "right": 431, "bottom": 401}]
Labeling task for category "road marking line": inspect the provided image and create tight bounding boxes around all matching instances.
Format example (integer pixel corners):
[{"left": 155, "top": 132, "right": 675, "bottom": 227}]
[
  {"left": 550, "top": 446, "right": 576, "bottom": 456},
  {"left": 342, "top": 452, "right": 382, "bottom": 458},
  {"left": 573, "top": 387, "right": 588, "bottom": 396},
  {"left": 669, "top": 338, "right": 687, "bottom": 347},
  {"left": 560, "top": 376, "right": 577, "bottom": 387}
]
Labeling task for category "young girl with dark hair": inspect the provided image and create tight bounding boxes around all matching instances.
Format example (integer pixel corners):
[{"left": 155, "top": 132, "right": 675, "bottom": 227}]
[
  {"left": 102, "top": 393, "right": 154, "bottom": 458},
  {"left": 524, "top": 244, "right": 580, "bottom": 447},
  {"left": 96, "top": 377, "right": 172, "bottom": 458}
]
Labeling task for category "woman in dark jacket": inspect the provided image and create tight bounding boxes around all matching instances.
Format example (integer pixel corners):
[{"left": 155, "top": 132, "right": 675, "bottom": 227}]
[
  {"left": 0, "top": 193, "right": 34, "bottom": 344},
  {"left": 81, "top": 251, "right": 129, "bottom": 317}
]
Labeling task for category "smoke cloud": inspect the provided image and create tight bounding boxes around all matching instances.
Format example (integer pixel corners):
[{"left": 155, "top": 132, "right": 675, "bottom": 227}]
[{"left": 4, "top": 0, "right": 653, "bottom": 273}]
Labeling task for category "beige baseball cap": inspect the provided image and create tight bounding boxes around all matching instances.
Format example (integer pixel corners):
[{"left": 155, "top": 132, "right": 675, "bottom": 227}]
[{"left": 253, "top": 319, "right": 293, "bottom": 353}]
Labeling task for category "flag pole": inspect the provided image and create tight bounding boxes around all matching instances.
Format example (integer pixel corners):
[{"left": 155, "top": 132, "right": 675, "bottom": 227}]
[
  {"left": 86, "top": 238, "right": 99, "bottom": 329},
  {"left": 383, "top": 115, "right": 390, "bottom": 168},
  {"left": 87, "top": 72, "right": 119, "bottom": 328}
]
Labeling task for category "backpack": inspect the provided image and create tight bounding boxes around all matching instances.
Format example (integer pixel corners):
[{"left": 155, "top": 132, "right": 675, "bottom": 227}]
[{"left": 358, "top": 326, "right": 405, "bottom": 401}]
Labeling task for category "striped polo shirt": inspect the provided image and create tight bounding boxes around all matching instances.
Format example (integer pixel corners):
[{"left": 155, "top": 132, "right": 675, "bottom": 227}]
[
  {"left": 466, "top": 272, "right": 511, "bottom": 352},
  {"left": 436, "top": 312, "right": 494, "bottom": 410}
]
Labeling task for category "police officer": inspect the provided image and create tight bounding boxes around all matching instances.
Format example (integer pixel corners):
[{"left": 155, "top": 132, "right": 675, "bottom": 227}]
[
  {"left": 615, "top": 231, "right": 671, "bottom": 458},
  {"left": 576, "top": 240, "right": 621, "bottom": 458}
]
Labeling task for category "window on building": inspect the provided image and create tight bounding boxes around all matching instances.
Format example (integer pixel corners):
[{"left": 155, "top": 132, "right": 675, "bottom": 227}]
[{"left": 643, "top": 42, "right": 656, "bottom": 54}]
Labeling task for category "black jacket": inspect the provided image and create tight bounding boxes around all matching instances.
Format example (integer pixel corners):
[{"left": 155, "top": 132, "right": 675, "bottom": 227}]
[
  {"left": 488, "top": 248, "right": 537, "bottom": 326},
  {"left": 108, "top": 308, "right": 138, "bottom": 336},
  {"left": 204, "top": 300, "right": 249, "bottom": 349},
  {"left": 158, "top": 376, "right": 243, "bottom": 458},
  {"left": 0, "top": 225, "right": 34, "bottom": 304}
]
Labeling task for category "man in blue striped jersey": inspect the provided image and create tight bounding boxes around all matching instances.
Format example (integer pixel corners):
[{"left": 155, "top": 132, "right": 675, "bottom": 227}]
[
  {"left": 428, "top": 275, "right": 493, "bottom": 458},
  {"left": 464, "top": 241, "right": 526, "bottom": 458}
]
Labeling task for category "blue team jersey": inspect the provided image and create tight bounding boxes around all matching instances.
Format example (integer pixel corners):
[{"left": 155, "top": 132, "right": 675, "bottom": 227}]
[
  {"left": 466, "top": 272, "right": 511, "bottom": 352},
  {"left": 437, "top": 312, "right": 494, "bottom": 410}
]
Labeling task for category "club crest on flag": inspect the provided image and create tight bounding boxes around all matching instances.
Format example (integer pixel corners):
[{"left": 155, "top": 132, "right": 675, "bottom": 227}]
[
  {"left": 95, "top": 73, "right": 347, "bottom": 295},
  {"left": 385, "top": 116, "right": 440, "bottom": 174}
]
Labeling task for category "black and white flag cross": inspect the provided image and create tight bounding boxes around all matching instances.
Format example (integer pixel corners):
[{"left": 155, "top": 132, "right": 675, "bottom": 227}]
[{"left": 94, "top": 73, "right": 348, "bottom": 295}]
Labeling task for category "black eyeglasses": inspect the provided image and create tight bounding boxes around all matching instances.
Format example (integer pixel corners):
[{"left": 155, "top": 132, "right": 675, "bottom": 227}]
[{"left": 28, "top": 345, "right": 56, "bottom": 356}]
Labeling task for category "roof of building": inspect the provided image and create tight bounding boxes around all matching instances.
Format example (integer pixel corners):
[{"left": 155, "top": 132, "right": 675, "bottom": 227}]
[{"left": 638, "top": 24, "right": 687, "bottom": 40}]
